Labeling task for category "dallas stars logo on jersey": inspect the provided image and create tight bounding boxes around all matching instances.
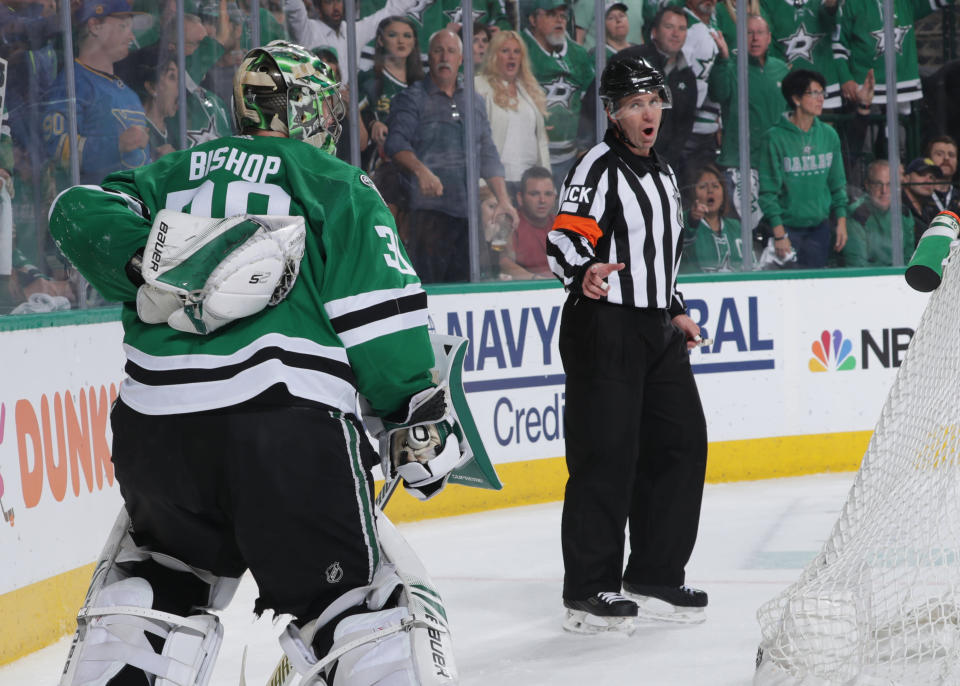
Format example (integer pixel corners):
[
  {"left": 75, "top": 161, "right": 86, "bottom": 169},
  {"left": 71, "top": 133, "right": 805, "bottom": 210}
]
[
  {"left": 443, "top": 7, "right": 486, "bottom": 25},
  {"left": 186, "top": 119, "right": 220, "bottom": 148},
  {"left": 543, "top": 75, "right": 577, "bottom": 110},
  {"left": 871, "top": 25, "right": 911, "bottom": 58},
  {"left": 780, "top": 25, "right": 824, "bottom": 63},
  {"left": 406, "top": 0, "right": 432, "bottom": 24}
]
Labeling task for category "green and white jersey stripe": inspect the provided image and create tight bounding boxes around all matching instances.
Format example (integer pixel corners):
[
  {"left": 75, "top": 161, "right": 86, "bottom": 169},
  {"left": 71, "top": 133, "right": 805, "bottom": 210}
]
[
  {"left": 325, "top": 283, "right": 429, "bottom": 349},
  {"left": 338, "top": 411, "right": 380, "bottom": 580},
  {"left": 120, "top": 333, "right": 358, "bottom": 415},
  {"left": 831, "top": 0, "right": 949, "bottom": 105}
]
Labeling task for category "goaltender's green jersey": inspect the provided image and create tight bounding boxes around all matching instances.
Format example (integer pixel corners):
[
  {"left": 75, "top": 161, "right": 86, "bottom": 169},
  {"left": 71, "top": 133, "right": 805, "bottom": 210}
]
[
  {"left": 760, "top": 0, "right": 841, "bottom": 106},
  {"left": 49, "top": 134, "right": 434, "bottom": 419},
  {"left": 832, "top": 0, "right": 952, "bottom": 104},
  {"left": 522, "top": 29, "right": 595, "bottom": 165}
]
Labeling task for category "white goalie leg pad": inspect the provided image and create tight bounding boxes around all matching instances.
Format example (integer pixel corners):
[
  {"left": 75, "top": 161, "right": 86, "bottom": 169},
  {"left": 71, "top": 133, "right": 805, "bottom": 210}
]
[
  {"left": 377, "top": 514, "right": 458, "bottom": 684},
  {"left": 275, "top": 516, "right": 459, "bottom": 686},
  {"left": 328, "top": 607, "right": 418, "bottom": 686},
  {"left": 60, "top": 509, "right": 237, "bottom": 686}
]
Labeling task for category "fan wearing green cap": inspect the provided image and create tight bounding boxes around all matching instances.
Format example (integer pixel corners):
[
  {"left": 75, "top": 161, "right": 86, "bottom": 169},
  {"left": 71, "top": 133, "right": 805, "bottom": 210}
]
[
  {"left": 50, "top": 40, "right": 471, "bottom": 686},
  {"left": 520, "top": 0, "right": 595, "bottom": 190}
]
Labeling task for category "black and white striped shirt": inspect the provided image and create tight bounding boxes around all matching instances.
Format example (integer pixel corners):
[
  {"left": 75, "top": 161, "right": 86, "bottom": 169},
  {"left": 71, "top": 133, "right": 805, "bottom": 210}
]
[{"left": 546, "top": 130, "right": 687, "bottom": 316}]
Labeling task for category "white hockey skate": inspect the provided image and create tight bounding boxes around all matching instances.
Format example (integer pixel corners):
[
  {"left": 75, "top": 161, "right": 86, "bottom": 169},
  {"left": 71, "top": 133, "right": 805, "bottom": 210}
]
[
  {"left": 622, "top": 582, "right": 708, "bottom": 624},
  {"left": 562, "top": 592, "right": 638, "bottom": 635}
]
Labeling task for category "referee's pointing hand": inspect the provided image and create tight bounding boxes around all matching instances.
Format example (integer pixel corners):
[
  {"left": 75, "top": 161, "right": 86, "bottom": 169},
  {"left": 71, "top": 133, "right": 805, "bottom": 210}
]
[{"left": 582, "top": 262, "right": 625, "bottom": 299}]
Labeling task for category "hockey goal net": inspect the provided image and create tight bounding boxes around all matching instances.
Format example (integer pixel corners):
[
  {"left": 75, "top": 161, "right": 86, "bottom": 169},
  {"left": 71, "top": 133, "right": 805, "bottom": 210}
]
[{"left": 755, "top": 243, "right": 960, "bottom": 685}]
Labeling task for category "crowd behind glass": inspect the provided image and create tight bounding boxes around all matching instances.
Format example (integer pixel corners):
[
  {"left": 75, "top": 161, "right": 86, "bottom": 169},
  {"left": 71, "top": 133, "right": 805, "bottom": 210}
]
[{"left": 0, "top": 0, "right": 957, "bottom": 315}]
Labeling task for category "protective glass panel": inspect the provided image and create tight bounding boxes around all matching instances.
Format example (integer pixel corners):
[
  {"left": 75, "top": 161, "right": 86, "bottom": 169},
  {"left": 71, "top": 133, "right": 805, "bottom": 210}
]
[{"left": 1, "top": 3, "right": 78, "bottom": 314}]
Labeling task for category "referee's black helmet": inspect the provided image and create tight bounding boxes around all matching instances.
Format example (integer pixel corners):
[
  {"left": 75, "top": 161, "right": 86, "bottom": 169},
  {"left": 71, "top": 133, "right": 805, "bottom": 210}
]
[{"left": 599, "top": 56, "right": 672, "bottom": 112}]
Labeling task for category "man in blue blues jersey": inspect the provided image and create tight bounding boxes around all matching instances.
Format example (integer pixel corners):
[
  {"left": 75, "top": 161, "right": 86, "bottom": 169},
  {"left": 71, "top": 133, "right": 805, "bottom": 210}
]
[{"left": 43, "top": 0, "right": 149, "bottom": 184}]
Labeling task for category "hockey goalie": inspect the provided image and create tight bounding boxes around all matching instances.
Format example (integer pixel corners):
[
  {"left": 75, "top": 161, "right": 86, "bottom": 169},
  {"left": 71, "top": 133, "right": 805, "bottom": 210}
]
[{"left": 49, "top": 41, "right": 500, "bottom": 686}]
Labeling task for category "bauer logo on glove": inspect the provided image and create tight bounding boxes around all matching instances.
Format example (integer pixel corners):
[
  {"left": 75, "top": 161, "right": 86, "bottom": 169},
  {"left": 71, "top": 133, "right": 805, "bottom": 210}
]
[{"left": 136, "top": 209, "right": 306, "bottom": 334}]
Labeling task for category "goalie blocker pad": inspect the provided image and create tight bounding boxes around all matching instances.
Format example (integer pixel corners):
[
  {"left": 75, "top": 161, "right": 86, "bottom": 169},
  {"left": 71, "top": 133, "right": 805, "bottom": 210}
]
[
  {"left": 137, "top": 210, "right": 306, "bottom": 334},
  {"left": 59, "top": 508, "right": 240, "bottom": 686}
]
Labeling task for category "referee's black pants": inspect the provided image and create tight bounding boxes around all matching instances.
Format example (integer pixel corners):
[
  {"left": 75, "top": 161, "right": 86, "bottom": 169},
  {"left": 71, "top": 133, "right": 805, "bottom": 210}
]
[{"left": 559, "top": 297, "right": 708, "bottom": 600}]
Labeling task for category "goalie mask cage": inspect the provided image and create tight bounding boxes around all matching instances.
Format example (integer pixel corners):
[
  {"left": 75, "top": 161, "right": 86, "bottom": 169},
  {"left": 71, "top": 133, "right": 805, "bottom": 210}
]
[{"left": 755, "top": 244, "right": 960, "bottom": 686}]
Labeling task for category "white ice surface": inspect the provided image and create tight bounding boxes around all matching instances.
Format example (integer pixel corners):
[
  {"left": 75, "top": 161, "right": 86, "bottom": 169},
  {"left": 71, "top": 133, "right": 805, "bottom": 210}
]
[{"left": 1, "top": 472, "right": 856, "bottom": 686}]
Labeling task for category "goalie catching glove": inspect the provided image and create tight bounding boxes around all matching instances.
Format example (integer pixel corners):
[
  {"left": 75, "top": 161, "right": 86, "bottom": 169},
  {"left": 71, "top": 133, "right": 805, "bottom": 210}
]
[
  {"left": 383, "top": 386, "right": 468, "bottom": 501},
  {"left": 135, "top": 209, "right": 306, "bottom": 334}
]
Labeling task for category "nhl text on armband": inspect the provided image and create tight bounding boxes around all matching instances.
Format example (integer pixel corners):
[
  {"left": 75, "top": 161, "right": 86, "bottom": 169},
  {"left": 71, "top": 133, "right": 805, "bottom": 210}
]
[{"left": 188, "top": 147, "right": 282, "bottom": 184}]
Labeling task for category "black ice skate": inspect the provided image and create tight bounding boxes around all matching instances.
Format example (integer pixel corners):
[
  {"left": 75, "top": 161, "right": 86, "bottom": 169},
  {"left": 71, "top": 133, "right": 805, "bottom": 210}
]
[
  {"left": 621, "top": 582, "right": 708, "bottom": 624},
  {"left": 562, "top": 592, "right": 638, "bottom": 634}
]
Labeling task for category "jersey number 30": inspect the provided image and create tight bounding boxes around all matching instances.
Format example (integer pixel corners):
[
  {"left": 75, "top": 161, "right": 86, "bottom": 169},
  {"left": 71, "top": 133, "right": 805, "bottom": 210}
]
[{"left": 375, "top": 225, "right": 416, "bottom": 275}]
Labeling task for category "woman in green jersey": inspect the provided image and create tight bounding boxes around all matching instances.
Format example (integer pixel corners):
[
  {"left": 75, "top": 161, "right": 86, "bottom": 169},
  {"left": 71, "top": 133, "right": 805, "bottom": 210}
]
[
  {"left": 758, "top": 68, "right": 848, "bottom": 268},
  {"left": 682, "top": 163, "right": 743, "bottom": 273}
]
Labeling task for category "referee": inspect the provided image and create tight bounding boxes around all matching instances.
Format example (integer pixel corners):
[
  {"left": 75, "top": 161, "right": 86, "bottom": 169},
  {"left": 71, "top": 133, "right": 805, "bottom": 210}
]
[{"left": 546, "top": 56, "right": 709, "bottom": 633}]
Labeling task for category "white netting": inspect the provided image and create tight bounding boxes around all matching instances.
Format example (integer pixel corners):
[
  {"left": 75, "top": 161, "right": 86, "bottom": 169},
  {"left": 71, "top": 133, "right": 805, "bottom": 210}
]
[{"left": 755, "top": 244, "right": 960, "bottom": 686}]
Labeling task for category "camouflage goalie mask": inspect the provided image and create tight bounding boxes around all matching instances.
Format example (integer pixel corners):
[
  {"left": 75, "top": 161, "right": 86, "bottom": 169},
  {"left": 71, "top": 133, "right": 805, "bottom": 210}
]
[{"left": 233, "top": 40, "right": 345, "bottom": 154}]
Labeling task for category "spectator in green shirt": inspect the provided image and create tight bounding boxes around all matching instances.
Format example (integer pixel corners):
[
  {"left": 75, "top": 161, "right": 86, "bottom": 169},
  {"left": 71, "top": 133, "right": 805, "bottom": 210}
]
[
  {"left": 681, "top": 163, "right": 744, "bottom": 272},
  {"left": 758, "top": 69, "right": 848, "bottom": 268},
  {"left": 842, "top": 159, "right": 914, "bottom": 267},
  {"left": 708, "top": 14, "right": 787, "bottom": 232}
]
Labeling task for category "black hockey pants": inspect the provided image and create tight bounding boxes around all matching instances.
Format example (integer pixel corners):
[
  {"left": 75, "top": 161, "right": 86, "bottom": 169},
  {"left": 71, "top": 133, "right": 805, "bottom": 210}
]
[{"left": 104, "top": 391, "right": 381, "bottom": 684}]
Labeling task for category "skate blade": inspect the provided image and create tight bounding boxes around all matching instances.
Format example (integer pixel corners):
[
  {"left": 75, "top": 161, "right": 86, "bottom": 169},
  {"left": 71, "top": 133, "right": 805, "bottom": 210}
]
[
  {"left": 628, "top": 595, "right": 707, "bottom": 625},
  {"left": 562, "top": 609, "right": 637, "bottom": 635}
]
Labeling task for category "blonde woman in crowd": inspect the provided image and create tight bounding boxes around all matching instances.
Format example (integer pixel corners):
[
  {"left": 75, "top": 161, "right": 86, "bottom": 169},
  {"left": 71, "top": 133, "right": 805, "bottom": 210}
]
[{"left": 475, "top": 30, "right": 551, "bottom": 194}]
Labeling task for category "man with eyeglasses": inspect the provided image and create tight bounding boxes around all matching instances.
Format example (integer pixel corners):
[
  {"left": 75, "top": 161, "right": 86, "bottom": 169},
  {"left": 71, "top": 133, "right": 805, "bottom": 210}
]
[
  {"left": 842, "top": 159, "right": 915, "bottom": 267},
  {"left": 547, "top": 56, "right": 708, "bottom": 634},
  {"left": 385, "top": 29, "right": 516, "bottom": 283},
  {"left": 522, "top": 0, "right": 595, "bottom": 189},
  {"left": 708, "top": 13, "right": 787, "bottom": 233},
  {"left": 758, "top": 68, "right": 848, "bottom": 268}
]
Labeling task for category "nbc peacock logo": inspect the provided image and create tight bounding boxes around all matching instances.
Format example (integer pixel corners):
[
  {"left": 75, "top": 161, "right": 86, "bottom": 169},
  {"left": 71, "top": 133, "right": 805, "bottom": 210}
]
[{"left": 809, "top": 330, "right": 857, "bottom": 372}]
